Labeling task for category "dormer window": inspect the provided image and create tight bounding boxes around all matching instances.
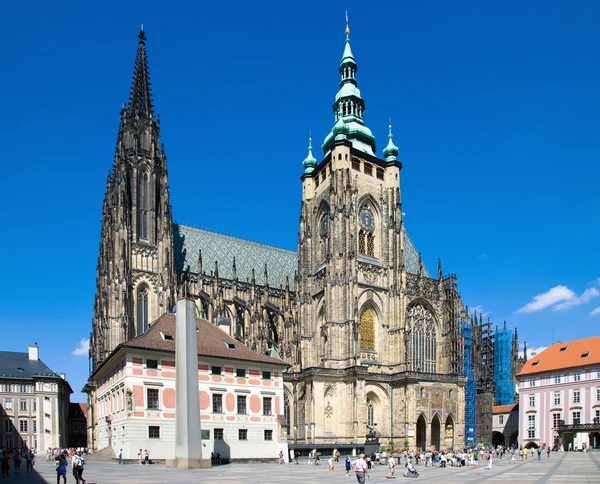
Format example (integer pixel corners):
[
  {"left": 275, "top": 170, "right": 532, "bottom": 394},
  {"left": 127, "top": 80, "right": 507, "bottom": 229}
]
[
  {"left": 581, "top": 351, "right": 590, "bottom": 358},
  {"left": 532, "top": 360, "right": 540, "bottom": 366},
  {"left": 160, "top": 332, "right": 173, "bottom": 341},
  {"left": 559, "top": 345, "right": 568, "bottom": 352}
]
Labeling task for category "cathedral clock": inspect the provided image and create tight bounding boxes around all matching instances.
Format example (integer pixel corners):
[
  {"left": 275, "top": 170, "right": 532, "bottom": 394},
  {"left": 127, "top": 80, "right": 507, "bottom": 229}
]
[{"left": 359, "top": 208, "right": 375, "bottom": 232}]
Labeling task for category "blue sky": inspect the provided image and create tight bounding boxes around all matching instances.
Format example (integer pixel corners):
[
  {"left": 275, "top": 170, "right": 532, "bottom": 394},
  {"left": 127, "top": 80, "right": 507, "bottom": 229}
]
[{"left": 1, "top": 1, "right": 599, "bottom": 401}]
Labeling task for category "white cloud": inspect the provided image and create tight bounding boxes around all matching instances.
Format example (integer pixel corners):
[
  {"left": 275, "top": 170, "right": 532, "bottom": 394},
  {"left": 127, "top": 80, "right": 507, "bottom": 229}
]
[
  {"left": 72, "top": 338, "right": 90, "bottom": 356},
  {"left": 525, "top": 345, "right": 548, "bottom": 359},
  {"left": 553, "top": 287, "right": 600, "bottom": 311},
  {"left": 516, "top": 285, "right": 576, "bottom": 313},
  {"left": 591, "top": 307, "right": 600, "bottom": 316}
]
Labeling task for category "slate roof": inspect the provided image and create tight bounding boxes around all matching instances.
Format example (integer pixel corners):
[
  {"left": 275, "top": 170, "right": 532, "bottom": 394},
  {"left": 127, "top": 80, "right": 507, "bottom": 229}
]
[
  {"left": 121, "top": 313, "right": 288, "bottom": 367},
  {"left": 173, "top": 223, "right": 429, "bottom": 284},
  {"left": 518, "top": 335, "right": 600, "bottom": 376},
  {"left": 492, "top": 404, "right": 518, "bottom": 414},
  {"left": 0, "top": 351, "right": 61, "bottom": 379}
]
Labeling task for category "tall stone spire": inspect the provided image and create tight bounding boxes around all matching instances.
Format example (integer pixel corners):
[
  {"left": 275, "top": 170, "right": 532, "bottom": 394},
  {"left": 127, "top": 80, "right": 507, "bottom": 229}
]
[
  {"left": 127, "top": 29, "right": 154, "bottom": 119},
  {"left": 90, "top": 29, "right": 175, "bottom": 370},
  {"left": 322, "top": 14, "right": 376, "bottom": 156}
]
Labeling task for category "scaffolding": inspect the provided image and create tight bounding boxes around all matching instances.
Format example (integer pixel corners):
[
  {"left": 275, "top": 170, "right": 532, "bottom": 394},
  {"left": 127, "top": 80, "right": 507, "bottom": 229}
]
[
  {"left": 494, "top": 326, "right": 514, "bottom": 405},
  {"left": 462, "top": 321, "right": 476, "bottom": 446}
]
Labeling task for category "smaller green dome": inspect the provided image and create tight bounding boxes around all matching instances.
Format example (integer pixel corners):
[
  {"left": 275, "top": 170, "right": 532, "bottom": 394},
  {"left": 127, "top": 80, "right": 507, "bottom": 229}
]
[
  {"left": 333, "top": 103, "right": 349, "bottom": 139},
  {"left": 303, "top": 137, "right": 317, "bottom": 174},
  {"left": 383, "top": 123, "right": 399, "bottom": 162}
]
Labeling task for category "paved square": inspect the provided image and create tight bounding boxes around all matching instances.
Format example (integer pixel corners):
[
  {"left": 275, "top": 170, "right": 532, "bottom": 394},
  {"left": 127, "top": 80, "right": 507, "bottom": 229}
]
[{"left": 22, "top": 451, "right": 600, "bottom": 483}]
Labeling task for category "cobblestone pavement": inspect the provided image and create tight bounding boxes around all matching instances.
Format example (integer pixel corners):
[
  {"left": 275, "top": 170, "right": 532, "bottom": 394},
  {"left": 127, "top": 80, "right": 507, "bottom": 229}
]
[{"left": 17, "top": 451, "right": 600, "bottom": 483}]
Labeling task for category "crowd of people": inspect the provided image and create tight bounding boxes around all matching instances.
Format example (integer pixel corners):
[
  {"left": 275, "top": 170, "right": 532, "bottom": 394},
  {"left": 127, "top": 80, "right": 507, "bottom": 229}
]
[
  {"left": 288, "top": 442, "right": 560, "bottom": 480},
  {"left": 0, "top": 447, "right": 36, "bottom": 478}
]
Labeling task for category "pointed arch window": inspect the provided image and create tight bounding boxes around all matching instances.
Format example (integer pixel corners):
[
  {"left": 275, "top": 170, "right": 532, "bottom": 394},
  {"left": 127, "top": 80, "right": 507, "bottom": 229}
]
[
  {"left": 367, "top": 398, "right": 374, "bottom": 426},
  {"left": 136, "top": 285, "right": 149, "bottom": 335},
  {"left": 407, "top": 304, "right": 437, "bottom": 373},
  {"left": 360, "top": 308, "right": 375, "bottom": 350},
  {"left": 138, "top": 173, "right": 149, "bottom": 240}
]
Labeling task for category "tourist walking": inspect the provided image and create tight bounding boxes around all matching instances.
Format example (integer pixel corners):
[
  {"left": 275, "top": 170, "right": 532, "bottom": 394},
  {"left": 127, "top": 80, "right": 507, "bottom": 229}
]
[
  {"left": 1, "top": 450, "right": 10, "bottom": 478},
  {"left": 118, "top": 449, "right": 123, "bottom": 464},
  {"left": 351, "top": 454, "right": 370, "bottom": 484},
  {"left": 345, "top": 455, "right": 352, "bottom": 476},
  {"left": 386, "top": 455, "right": 397, "bottom": 478},
  {"left": 547, "top": 447, "right": 551, "bottom": 458},
  {"left": 487, "top": 450, "right": 493, "bottom": 470},
  {"left": 26, "top": 449, "right": 35, "bottom": 473},
  {"left": 13, "top": 450, "right": 22, "bottom": 473},
  {"left": 56, "top": 453, "right": 67, "bottom": 484}
]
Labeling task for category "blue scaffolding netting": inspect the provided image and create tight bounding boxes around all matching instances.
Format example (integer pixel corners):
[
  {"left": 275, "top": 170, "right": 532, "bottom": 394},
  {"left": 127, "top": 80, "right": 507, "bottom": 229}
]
[
  {"left": 494, "top": 328, "right": 514, "bottom": 405},
  {"left": 462, "top": 322, "right": 476, "bottom": 446}
]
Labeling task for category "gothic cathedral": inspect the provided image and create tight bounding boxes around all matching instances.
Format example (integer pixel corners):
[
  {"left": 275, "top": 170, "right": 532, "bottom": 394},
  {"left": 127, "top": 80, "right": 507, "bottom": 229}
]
[{"left": 89, "top": 26, "right": 467, "bottom": 452}]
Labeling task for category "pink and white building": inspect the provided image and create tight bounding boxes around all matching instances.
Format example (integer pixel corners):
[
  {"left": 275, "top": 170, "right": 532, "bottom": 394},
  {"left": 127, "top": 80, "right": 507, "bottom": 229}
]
[
  {"left": 87, "top": 313, "right": 289, "bottom": 462},
  {"left": 517, "top": 335, "right": 600, "bottom": 450}
]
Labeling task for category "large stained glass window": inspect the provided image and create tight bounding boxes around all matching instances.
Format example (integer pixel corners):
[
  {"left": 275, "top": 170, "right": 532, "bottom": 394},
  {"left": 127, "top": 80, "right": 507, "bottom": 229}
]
[{"left": 407, "top": 304, "right": 437, "bottom": 373}]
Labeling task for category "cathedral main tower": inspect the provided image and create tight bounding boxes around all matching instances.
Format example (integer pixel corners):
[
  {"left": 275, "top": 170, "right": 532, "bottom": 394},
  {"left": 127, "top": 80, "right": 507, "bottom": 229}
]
[
  {"left": 89, "top": 30, "right": 176, "bottom": 370},
  {"left": 285, "top": 22, "right": 466, "bottom": 451}
]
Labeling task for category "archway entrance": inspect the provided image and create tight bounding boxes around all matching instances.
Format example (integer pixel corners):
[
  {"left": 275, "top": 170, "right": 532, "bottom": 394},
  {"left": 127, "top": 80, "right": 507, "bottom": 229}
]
[
  {"left": 416, "top": 414, "right": 426, "bottom": 451},
  {"left": 431, "top": 414, "right": 441, "bottom": 451},
  {"left": 492, "top": 431, "right": 505, "bottom": 447}
]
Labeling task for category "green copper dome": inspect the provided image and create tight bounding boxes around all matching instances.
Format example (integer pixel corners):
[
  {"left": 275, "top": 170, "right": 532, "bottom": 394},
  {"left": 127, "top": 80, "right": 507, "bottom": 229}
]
[
  {"left": 383, "top": 123, "right": 399, "bottom": 162},
  {"left": 302, "top": 137, "right": 317, "bottom": 174}
]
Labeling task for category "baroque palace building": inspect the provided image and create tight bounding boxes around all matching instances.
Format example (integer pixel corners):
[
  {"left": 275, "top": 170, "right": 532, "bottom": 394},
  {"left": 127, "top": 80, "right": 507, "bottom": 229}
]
[{"left": 87, "top": 25, "right": 470, "bottom": 452}]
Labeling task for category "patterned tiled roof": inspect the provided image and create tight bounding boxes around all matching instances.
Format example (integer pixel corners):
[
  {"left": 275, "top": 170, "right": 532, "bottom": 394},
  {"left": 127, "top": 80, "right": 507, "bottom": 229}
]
[
  {"left": 173, "top": 224, "right": 428, "bottom": 284},
  {"left": 518, "top": 336, "right": 600, "bottom": 376},
  {"left": 173, "top": 224, "right": 297, "bottom": 288}
]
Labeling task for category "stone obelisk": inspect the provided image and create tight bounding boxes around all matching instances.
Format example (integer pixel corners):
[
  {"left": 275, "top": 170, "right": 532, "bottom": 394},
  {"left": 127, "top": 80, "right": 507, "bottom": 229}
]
[{"left": 167, "top": 298, "right": 210, "bottom": 468}]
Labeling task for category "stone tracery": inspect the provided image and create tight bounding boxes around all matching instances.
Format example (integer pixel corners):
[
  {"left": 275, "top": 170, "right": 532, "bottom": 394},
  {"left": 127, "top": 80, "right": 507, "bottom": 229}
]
[{"left": 406, "top": 304, "right": 437, "bottom": 373}]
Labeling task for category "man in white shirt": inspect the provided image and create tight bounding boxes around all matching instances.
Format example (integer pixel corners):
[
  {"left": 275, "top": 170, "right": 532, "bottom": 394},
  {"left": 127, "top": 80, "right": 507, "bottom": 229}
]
[{"left": 351, "top": 454, "right": 370, "bottom": 483}]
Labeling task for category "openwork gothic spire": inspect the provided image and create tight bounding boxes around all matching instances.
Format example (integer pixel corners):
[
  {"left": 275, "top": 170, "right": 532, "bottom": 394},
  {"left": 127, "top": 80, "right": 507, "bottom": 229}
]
[{"left": 127, "top": 29, "right": 154, "bottom": 119}]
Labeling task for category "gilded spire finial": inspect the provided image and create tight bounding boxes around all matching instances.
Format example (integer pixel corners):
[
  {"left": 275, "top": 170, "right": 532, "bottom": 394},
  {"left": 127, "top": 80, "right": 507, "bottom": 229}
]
[{"left": 345, "top": 11, "right": 350, "bottom": 38}]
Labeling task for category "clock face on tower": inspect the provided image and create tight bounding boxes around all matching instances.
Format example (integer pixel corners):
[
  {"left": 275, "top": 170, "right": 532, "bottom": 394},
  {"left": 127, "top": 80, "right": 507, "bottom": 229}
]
[{"left": 359, "top": 208, "right": 375, "bottom": 232}]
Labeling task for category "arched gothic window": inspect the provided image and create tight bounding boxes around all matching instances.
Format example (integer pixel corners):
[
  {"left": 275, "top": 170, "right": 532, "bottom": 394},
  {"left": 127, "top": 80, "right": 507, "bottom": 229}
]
[
  {"left": 138, "top": 173, "right": 149, "bottom": 240},
  {"left": 360, "top": 308, "right": 375, "bottom": 350},
  {"left": 407, "top": 304, "right": 437, "bottom": 373},
  {"left": 367, "top": 398, "right": 374, "bottom": 426},
  {"left": 136, "top": 285, "right": 149, "bottom": 335}
]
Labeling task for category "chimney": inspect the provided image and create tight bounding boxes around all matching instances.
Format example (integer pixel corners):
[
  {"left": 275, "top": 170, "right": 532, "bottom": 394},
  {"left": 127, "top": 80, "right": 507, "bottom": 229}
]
[
  {"left": 216, "top": 316, "right": 231, "bottom": 336},
  {"left": 28, "top": 343, "right": 39, "bottom": 361}
]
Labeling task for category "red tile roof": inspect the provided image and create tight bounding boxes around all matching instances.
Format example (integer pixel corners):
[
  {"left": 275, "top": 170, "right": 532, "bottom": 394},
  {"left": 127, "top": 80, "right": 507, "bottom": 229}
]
[
  {"left": 518, "top": 335, "right": 600, "bottom": 376},
  {"left": 492, "top": 404, "right": 518, "bottom": 414},
  {"left": 121, "top": 313, "right": 288, "bottom": 367}
]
